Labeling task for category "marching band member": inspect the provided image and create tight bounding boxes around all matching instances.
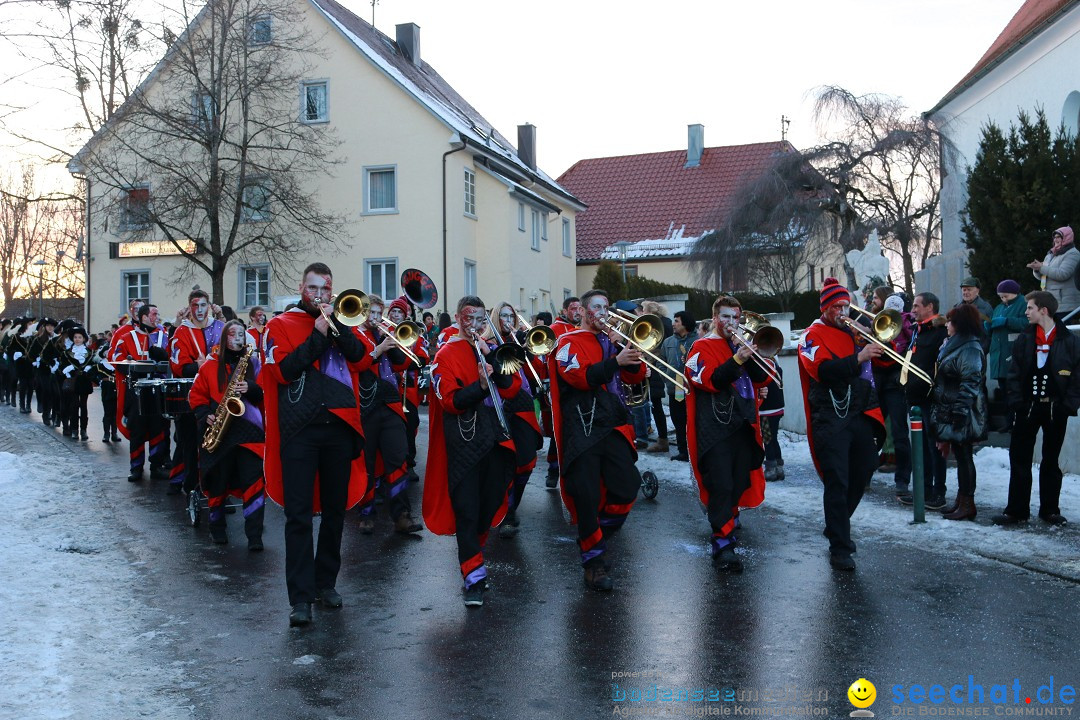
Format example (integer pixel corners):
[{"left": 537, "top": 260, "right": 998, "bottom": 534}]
[
  {"left": 544, "top": 298, "right": 582, "bottom": 487},
  {"left": 797, "top": 278, "right": 885, "bottom": 571},
  {"left": 8, "top": 318, "right": 34, "bottom": 412},
  {"left": 170, "top": 290, "right": 225, "bottom": 495},
  {"left": 260, "top": 262, "right": 368, "bottom": 627},
  {"left": 189, "top": 320, "right": 265, "bottom": 549},
  {"left": 352, "top": 294, "right": 423, "bottom": 535},
  {"left": 489, "top": 301, "right": 543, "bottom": 538},
  {"left": 29, "top": 318, "right": 57, "bottom": 425},
  {"left": 387, "top": 296, "right": 428, "bottom": 482},
  {"left": 423, "top": 296, "right": 519, "bottom": 607},
  {"left": 112, "top": 304, "right": 170, "bottom": 482},
  {"left": 247, "top": 306, "right": 267, "bottom": 362},
  {"left": 60, "top": 326, "right": 95, "bottom": 440},
  {"left": 90, "top": 343, "right": 120, "bottom": 442},
  {"left": 549, "top": 289, "right": 646, "bottom": 591},
  {"left": 107, "top": 299, "right": 145, "bottom": 442},
  {"left": 684, "top": 296, "right": 768, "bottom": 572}
]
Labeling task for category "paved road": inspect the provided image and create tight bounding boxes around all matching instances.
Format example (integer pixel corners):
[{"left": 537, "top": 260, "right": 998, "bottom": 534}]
[{"left": 1, "top": 399, "right": 1077, "bottom": 719}]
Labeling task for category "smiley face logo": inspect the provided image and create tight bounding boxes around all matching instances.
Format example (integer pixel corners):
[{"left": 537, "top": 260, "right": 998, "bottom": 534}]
[{"left": 848, "top": 678, "right": 877, "bottom": 713}]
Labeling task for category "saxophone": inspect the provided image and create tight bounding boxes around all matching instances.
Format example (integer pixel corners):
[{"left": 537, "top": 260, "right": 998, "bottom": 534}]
[{"left": 202, "top": 345, "right": 253, "bottom": 452}]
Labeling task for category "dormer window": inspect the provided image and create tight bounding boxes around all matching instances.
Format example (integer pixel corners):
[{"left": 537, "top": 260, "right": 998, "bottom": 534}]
[{"left": 249, "top": 14, "right": 272, "bottom": 45}]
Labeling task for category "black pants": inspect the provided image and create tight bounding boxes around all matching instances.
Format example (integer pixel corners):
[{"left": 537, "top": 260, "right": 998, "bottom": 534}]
[
  {"left": 1006, "top": 403, "right": 1067, "bottom": 519},
  {"left": 914, "top": 403, "right": 946, "bottom": 496},
  {"left": 65, "top": 391, "right": 89, "bottom": 434},
  {"left": 701, "top": 427, "right": 755, "bottom": 550},
  {"left": 170, "top": 414, "right": 199, "bottom": 492},
  {"left": 360, "top": 403, "right": 411, "bottom": 520},
  {"left": 649, "top": 383, "right": 667, "bottom": 440},
  {"left": 763, "top": 415, "right": 782, "bottom": 462},
  {"left": 667, "top": 388, "right": 687, "bottom": 455},
  {"left": 281, "top": 419, "right": 356, "bottom": 605},
  {"left": 35, "top": 370, "right": 54, "bottom": 420},
  {"left": 125, "top": 390, "right": 167, "bottom": 473},
  {"left": 205, "top": 447, "right": 264, "bottom": 539},
  {"left": 100, "top": 384, "right": 117, "bottom": 435},
  {"left": 954, "top": 442, "right": 976, "bottom": 495},
  {"left": 812, "top": 414, "right": 878, "bottom": 556},
  {"left": 450, "top": 447, "right": 513, "bottom": 588},
  {"left": 404, "top": 399, "right": 419, "bottom": 467},
  {"left": 878, "top": 385, "right": 911, "bottom": 488},
  {"left": 564, "top": 432, "right": 640, "bottom": 565}
]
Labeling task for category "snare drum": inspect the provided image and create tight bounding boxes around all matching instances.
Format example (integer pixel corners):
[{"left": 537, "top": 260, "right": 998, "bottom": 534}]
[
  {"left": 135, "top": 379, "right": 165, "bottom": 417},
  {"left": 160, "top": 378, "right": 195, "bottom": 418}
]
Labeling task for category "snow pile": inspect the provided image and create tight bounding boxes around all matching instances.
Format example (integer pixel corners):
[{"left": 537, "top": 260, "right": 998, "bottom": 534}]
[{"left": 0, "top": 451, "right": 190, "bottom": 720}]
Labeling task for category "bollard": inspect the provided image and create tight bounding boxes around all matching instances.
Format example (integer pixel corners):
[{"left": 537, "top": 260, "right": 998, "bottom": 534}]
[{"left": 909, "top": 406, "right": 926, "bottom": 524}]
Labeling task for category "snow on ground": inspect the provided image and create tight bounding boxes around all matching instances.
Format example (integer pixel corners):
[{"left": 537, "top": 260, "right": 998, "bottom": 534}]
[
  {"left": 0, "top": 451, "right": 191, "bottom": 720},
  {"left": 629, "top": 426, "right": 1080, "bottom": 579}
]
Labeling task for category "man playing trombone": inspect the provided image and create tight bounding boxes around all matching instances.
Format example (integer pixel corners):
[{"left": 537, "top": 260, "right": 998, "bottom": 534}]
[
  {"left": 684, "top": 296, "right": 768, "bottom": 572},
  {"left": 423, "top": 296, "right": 520, "bottom": 607},
  {"left": 352, "top": 294, "right": 423, "bottom": 536},
  {"left": 797, "top": 278, "right": 886, "bottom": 571},
  {"left": 549, "top": 289, "right": 646, "bottom": 591}
]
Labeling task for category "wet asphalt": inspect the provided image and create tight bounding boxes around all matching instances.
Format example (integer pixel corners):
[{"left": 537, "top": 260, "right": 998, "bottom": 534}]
[{"left": 3, "top": 398, "right": 1077, "bottom": 720}]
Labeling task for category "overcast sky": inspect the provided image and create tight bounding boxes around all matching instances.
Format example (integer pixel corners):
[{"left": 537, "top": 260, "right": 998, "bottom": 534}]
[
  {"left": 362, "top": 0, "right": 1023, "bottom": 176},
  {"left": 0, "top": 0, "right": 1026, "bottom": 182}
]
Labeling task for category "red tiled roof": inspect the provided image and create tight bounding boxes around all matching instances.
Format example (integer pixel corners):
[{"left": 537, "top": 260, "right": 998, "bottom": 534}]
[
  {"left": 931, "top": 0, "right": 1078, "bottom": 113},
  {"left": 557, "top": 141, "right": 795, "bottom": 261}
]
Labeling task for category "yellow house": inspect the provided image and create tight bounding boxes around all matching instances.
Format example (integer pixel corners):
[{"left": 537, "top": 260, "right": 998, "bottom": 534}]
[{"left": 68, "top": 0, "right": 583, "bottom": 331}]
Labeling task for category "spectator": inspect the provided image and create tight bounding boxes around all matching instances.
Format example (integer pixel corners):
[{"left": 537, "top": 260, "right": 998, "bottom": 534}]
[
  {"left": 873, "top": 293, "right": 914, "bottom": 493},
  {"left": 758, "top": 364, "right": 785, "bottom": 480},
  {"left": 640, "top": 300, "right": 672, "bottom": 454},
  {"left": 535, "top": 311, "right": 552, "bottom": 327},
  {"left": 1027, "top": 226, "right": 1080, "bottom": 320},
  {"left": 659, "top": 309, "right": 697, "bottom": 461},
  {"left": 986, "top": 279, "right": 1028, "bottom": 431},
  {"left": 928, "top": 303, "right": 988, "bottom": 520},
  {"left": 901, "top": 292, "right": 949, "bottom": 509}
]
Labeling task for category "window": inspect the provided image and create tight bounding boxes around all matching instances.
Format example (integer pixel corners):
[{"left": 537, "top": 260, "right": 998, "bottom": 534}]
[
  {"left": 463, "top": 168, "right": 476, "bottom": 217},
  {"left": 240, "top": 265, "right": 270, "bottom": 307},
  {"left": 193, "top": 92, "right": 214, "bottom": 131},
  {"left": 241, "top": 180, "right": 271, "bottom": 222},
  {"left": 249, "top": 14, "right": 272, "bottom": 45},
  {"left": 517, "top": 202, "right": 525, "bottom": 231},
  {"left": 464, "top": 259, "right": 477, "bottom": 295},
  {"left": 625, "top": 266, "right": 639, "bottom": 278},
  {"left": 121, "top": 186, "right": 151, "bottom": 230},
  {"left": 301, "top": 80, "right": 328, "bottom": 123},
  {"left": 123, "top": 270, "right": 150, "bottom": 308},
  {"left": 530, "top": 209, "right": 540, "bottom": 251},
  {"left": 366, "top": 258, "right": 398, "bottom": 298},
  {"left": 363, "top": 166, "right": 397, "bottom": 214},
  {"left": 564, "top": 288, "right": 572, "bottom": 301},
  {"left": 562, "top": 218, "right": 572, "bottom": 257},
  {"left": 541, "top": 212, "right": 548, "bottom": 241}
]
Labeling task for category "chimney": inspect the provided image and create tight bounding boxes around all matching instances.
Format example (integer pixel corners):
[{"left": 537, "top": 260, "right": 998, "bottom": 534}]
[
  {"left": 395, "top": 23, "right": 420, "bottom": 65},
  {"left": 518, "top": 123, "right": 537, "bottom": 172},
  {"left": 686, "top": 123, "right": 704, "bottom": 168}
]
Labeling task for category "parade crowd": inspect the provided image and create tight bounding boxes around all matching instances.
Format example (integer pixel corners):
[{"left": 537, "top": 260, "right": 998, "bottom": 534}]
[{"left": 1, "top": 227, "right": 1077, "bottom": 624}]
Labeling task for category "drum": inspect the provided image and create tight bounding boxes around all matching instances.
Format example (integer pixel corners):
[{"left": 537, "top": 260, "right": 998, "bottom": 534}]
[
  {"left": 135, "top": 379, "right": 164, "bottom": 417},
  {"left": 161, "top": 378, "right": 195, "bottom": 418}
]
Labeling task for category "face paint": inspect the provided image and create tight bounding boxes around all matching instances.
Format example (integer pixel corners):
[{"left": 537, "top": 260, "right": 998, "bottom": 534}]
[
  {"left": 190, "top": 297, "right": 209, "bottom": 323},
  {"left": 716, "top": 308, "right": 739, "bottom": 338},
  {"left": 583, "top": 297, "right": 609, "bottom": 331},
  {"left": 146, "top": 307, "right": 160, "bottom": 327},
  {"left": 460, "top": 306, "right": 487, "bottom": 335},
  {"left": 499, "top": 307, "right": 515, "bottom": 334},
  {"left": 300, "top": 272, "right": 332, "bottom": 313},
  {"left": 824, "top": 301, "right": 850, "bottom": 327},
  {"left": 225, "top": 325, "right": 246, "bottom": 352},
  {"left": 367, "top": 305, "right": 384, "bottom": 330},
  {"left": 566, "top": 302, "right": 583, "bottom": 323},
  {"left": 253, "top": 310, "right": 266, "bottom": 325}
]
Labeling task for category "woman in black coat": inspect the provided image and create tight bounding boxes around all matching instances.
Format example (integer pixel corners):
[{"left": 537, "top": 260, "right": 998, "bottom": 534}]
[{"left": 928, "top": 303, "right": 988, "bottom": 520}]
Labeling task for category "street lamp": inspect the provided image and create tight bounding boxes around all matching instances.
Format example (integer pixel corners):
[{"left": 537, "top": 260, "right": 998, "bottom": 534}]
[
  {"left": 614, "top": 240, "right": 631, "bottom": 284},
  {"left": 33, "top": 259, "right": 46, "bottom": 318}
]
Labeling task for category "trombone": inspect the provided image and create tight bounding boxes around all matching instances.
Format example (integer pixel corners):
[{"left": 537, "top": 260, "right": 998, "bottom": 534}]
[
  {"left": 728, "top": 311, "right": 784, "bottom": 388},
  {"left": 602, "top": 308, "right": 688, "bottom": 392},
  {"left": 320, "top": 289, "right": 369, "bottom": 337},
  {"left": 378, "top": 318, "right": 423, "bottom": 366},
  {"left": 506, "top": 309, "right": 557, "bottom": 397},
  {"left": 843, "top": 306, "right": 934, "bottom": 387}
]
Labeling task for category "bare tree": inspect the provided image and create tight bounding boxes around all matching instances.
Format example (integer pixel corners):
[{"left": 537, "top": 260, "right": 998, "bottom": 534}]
[{"left": 73, "top": 0, "right": 345, "bottom": 302}]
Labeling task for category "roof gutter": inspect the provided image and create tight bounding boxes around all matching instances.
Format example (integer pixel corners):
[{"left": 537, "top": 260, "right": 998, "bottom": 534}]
[{"left": 442, "top": 133, "right": 466, "bottom": 315}]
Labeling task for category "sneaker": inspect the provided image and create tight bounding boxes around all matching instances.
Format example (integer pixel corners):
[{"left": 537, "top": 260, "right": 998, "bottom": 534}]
[
  {"left": 830, "top": 553, "right": 856, "bottom": 571},
  {"left": 316, "top": 587, "right": 343, "bottom": 608},
  {"left": 896, "top": 493, "right": 914, "bottom": 505},
  {"left": 127, "top": 470, "right": 144, "bottom": 482},
  {"left": 925, "top": 495, "right": 947, "bottom": 511},
  {"left": 1039, "top": 513, "right": 1068, "bottom": 526},
  {"left": 713, "top": 547, "right": 743, "bottom": 573},
  {"left": 583, "top": 563, "right": 614, "bottom": 591},
  {"left": 463, "top": 582, "right": 485, "bottom": 607},
  {"left": 289, "top": 603, "right": 312, "bottom": 627},
  {"left": 991, "top": 512, "right": 1024, "bottom": 526}
]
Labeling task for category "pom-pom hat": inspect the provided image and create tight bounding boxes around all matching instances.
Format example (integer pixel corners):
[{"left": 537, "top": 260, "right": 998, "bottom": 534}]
[{"left": 819, "top": 278, "right": 850, "bottom": 312}]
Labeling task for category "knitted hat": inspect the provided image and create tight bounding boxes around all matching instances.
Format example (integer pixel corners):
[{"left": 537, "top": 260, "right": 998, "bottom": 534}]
[
  {"left": 387, "top": 296, "right": 411, "bottom": 317},
  {"left": 996, "top": 279, "right": 1021, "bottom": 295},
  {"left": 883, "top": 295, "right": 905, "bottom": 313},
  {"left": 819, "top": 278, "right": 850, "bottom": 312}
]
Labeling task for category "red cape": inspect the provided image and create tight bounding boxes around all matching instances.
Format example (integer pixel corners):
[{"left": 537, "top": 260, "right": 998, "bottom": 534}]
[
  {"left": 108, "top": 325, "right": 134, "bottom": 439},
  {"left": 684, "top": 335, "right": 766, "bottom": 510},
  {"left": 259, "top": 310, "right": 367, "bottom": 513},
  {"left": 422, "top": 336, "right": 515, "bottom": 536},
  {"left": 797, "top": 319, "right": 886, "bottom": 478},
  {"left": 188, "top": 353, "right": 265, "bottom": 460}
]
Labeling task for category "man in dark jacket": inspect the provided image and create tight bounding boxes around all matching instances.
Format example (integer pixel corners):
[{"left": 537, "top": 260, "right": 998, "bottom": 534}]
[
  {"left": 993, "top": 291, "right": 1080, "bottom": 526},
  {"left": 901, "top": 292, "right": 949, "bottom": 509}
]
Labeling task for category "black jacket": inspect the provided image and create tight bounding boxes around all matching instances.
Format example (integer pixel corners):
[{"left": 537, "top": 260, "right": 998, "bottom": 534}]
[
  {"left": 1006, "top": 320, "right": 1080, "bottom": 415},
  {"left": 928, "top": 335, "right": 987, "bottom": 443},
  {"left": 904, "top": 315, "right": 948, "bottom": 405}
]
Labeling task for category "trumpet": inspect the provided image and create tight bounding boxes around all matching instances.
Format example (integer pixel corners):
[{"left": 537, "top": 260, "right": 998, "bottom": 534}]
[
  {"left": 378, "top": 318, "right": 423, "bottom": 366},
  {"left": 843, "top": 305, "right": 934, "bottom": 387},
  {"left": 728, "top": 311, "right": 784, "bottom": 388},
  {"left": 602, "top": 308, "right": 688, "bottom": 392},
  {"left": 320, "top": 289, "right": 369, "bottom": 337}
]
